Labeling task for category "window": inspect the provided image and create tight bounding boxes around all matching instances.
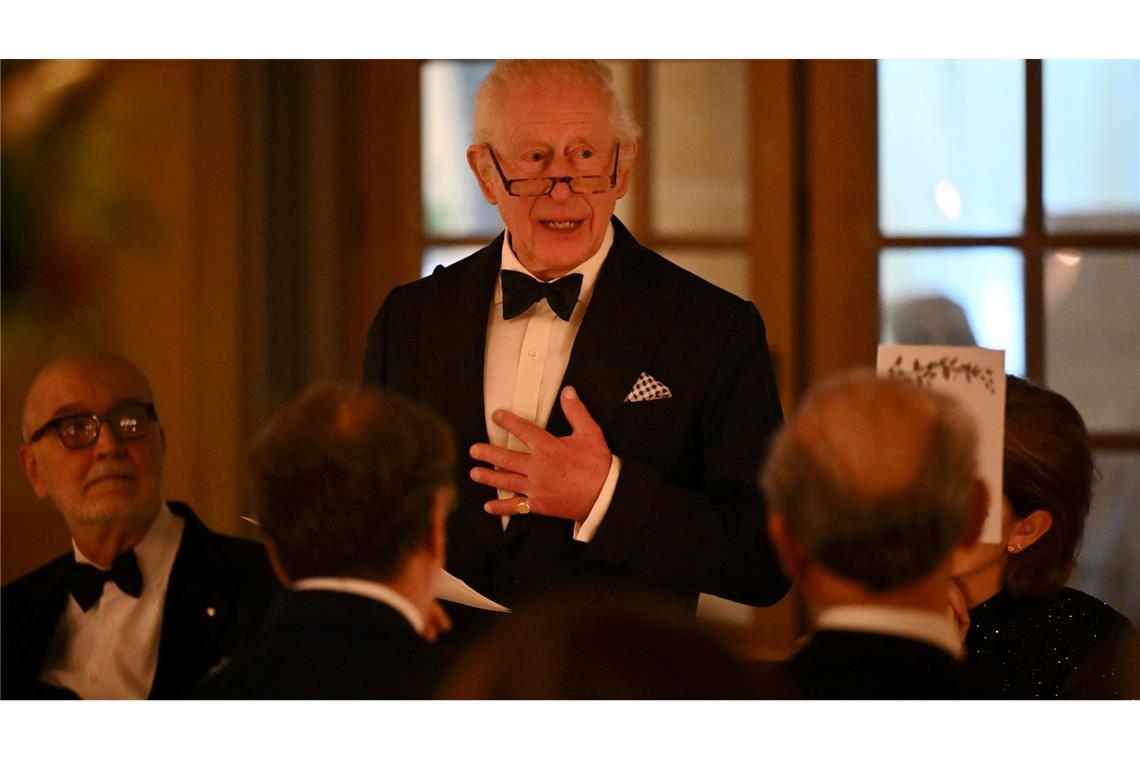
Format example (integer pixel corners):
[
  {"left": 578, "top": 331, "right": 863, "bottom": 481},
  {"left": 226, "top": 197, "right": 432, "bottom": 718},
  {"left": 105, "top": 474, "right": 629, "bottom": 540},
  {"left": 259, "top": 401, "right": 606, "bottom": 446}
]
[{"left": 878, "top": 59, "right": 1140, "bottom": 620}]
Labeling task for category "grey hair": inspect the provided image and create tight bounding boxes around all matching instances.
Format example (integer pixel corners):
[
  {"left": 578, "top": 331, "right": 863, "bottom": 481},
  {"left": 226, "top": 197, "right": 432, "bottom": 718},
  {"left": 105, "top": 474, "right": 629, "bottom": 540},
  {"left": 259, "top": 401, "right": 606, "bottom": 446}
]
[
  {"left": 471, "top": 60, "right": 642, "bottom": 146},
  {"left": 761, "top": 371, "right": 979, "bottom": 592},
  {"left": 248, "top": 382, "right": 455, "bottom": 582}
]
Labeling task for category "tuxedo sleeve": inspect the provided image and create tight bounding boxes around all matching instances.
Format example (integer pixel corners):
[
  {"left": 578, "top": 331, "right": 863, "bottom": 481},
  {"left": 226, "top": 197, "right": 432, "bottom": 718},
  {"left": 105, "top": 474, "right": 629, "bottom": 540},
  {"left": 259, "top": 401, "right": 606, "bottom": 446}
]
[{"left": 578, "top": 302, "right": 790, "bottom": 607}]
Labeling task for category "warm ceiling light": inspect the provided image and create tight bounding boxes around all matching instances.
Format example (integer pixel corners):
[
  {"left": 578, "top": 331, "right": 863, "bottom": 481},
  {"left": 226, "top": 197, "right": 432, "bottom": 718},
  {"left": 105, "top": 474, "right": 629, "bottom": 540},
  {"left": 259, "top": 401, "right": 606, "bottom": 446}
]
[{"left": 1055, "top": 249, "right": 1083, "bottom": 267}]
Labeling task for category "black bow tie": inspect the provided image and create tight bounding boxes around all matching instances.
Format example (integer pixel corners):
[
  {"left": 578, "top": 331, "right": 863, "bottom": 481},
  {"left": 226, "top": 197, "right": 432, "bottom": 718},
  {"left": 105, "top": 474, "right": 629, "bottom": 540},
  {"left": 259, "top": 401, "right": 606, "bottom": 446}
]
[
  {"left": 501, "top": 270, "right": 583, "bottom": 321},
  {"left": 67, "top": 549, "right": 143, "bottom": 612}
]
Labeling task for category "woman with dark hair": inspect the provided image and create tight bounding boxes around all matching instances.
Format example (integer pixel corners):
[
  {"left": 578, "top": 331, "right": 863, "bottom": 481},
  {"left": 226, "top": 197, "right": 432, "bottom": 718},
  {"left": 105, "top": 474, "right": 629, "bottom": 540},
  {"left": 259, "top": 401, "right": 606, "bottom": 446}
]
[{"left": 950, "top": 375, "right": 1136, "bottom": 698}]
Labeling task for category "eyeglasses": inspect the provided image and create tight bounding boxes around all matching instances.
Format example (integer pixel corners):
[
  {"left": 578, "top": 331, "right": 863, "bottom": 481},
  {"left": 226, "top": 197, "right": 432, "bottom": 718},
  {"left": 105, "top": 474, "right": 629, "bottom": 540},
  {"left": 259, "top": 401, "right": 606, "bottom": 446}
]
[
  {"left": 485, "top": 144, "right": 621, "bottom": 197},
  {"left": 28, "top": 402, "right": 158, "bottom": 450}
]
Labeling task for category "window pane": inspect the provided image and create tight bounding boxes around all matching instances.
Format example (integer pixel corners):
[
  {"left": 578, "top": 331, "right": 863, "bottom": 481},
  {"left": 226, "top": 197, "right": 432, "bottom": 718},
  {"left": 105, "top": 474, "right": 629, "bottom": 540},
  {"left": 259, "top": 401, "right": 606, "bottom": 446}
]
[
  {"left": 878, "top": 60, "right": 1025, "bottom": 236},
  {"left": 421, "top": 60, "right": 501, "bottom": 238},
  {"left": 659, "top": 248, "right": 750, "bottom": 301},
  {"left": 421, "top": 244, "right": 482, "bottom": 278},
  {"left": 1044, "top": 60, "right": 1140, "bottom": 233},
  {"left": 1045, "top": 250, "right": 1140, "bottom": 430},
  {"left": 650, "top": 61, "right": 749, "bottom": 238},
  {"left": 1069, "top": 450, "right": 1140, "bottom": 624},
  {"left": 880, "top": 247, "right": 1025, "bottom": 375}
]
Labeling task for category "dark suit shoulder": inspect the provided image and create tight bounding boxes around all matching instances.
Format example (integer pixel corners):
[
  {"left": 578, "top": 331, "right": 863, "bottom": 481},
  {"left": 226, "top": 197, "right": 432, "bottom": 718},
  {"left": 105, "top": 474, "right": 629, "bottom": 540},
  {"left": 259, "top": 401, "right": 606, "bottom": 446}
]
[
  {"left": 149, "top": 502, "right": 279, "bottom": 699},
  {"left": 384, "top": 236, "right": 502, "bottom": 304},
  {"left": 2, "top": 552, "right": 73, "bottom": 697},
  {"left": 168, "top": 501, "right": 274, "bottom": 579},
  {"left": 791, "top": 630, "right": 972, "bottom": 699},
  {"left": 611, "top": 220, "right": 754, "bottom": 314},
  {"left": 193, "top": 590, "right": 441, "bottom": 699},
  {"left": 2, "top": 552, "right": 72, "bottom": 600}
]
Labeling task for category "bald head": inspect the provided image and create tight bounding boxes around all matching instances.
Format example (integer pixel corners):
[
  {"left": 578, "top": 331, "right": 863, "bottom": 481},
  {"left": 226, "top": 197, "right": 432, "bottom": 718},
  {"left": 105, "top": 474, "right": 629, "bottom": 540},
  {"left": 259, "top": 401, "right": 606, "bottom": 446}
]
[
  {"left": 761, "top": 370, "right": 980, "bottom": 592},
  {"left": 790, "top": 373, "right": 959, "bottom": 502},
  {"left": 22, "top": 353, "right": 155, "bottom": 442},
  {"left": 18, "top": 352, "right": 164, "bottom": 534}
]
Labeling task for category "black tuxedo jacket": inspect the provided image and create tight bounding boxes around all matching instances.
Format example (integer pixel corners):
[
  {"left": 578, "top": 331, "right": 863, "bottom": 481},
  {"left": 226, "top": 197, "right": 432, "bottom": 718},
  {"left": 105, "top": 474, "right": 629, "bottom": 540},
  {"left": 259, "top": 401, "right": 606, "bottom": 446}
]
[
  {"left": 787, "top": 630, "right": 974, "bottom": 699},
  {"left": 1, "top": 501, "right": 280, "bottom": 699},
  {"left": 364, "top": 217, "right": 789, "bottom": 611},
  {"left": 193, "top": 589, "right": 442, "bottom": 699}
]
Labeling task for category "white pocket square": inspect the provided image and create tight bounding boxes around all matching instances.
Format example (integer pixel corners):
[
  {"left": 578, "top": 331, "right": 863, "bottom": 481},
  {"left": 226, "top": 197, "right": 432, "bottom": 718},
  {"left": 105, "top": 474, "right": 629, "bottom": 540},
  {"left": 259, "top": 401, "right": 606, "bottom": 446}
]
[{"left": 624, "top": 372, "right": 672, "bottom": 402}]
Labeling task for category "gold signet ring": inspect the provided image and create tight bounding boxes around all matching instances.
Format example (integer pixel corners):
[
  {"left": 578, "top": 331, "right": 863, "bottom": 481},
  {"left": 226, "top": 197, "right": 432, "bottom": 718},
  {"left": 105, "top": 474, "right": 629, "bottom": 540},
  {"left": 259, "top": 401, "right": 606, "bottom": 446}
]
[{"left": 515, "top": 499, "right": 531, "bottom": 515}]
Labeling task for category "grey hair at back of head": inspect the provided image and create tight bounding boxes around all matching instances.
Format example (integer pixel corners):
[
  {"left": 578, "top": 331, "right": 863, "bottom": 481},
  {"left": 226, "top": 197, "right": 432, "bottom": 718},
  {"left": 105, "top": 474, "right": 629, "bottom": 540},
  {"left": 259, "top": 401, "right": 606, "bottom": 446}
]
[
  {"left": 471, "top": 60, "right": 642, "bottom": 146},
  {"left": 248, "top": 382, "right": 455, "bottom": 582},
  {"left": 761, "top": 371, "right": 979, "bottom": 592}
]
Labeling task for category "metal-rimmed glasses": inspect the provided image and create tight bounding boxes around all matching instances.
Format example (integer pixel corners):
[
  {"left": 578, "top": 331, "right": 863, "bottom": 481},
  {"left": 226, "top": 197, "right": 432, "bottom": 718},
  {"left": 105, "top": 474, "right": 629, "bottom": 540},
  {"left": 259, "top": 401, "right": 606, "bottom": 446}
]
[
  {"left": 28, "top": 401, "right": 159, "bottom": 450},
  {"left": 485, "top": 144, "right": 621, "bottom": 197}
]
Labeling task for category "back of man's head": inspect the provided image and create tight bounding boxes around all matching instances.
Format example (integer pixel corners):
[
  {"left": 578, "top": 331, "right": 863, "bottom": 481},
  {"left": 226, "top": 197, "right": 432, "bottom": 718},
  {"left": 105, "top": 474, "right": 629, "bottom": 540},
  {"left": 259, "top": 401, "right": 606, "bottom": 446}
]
[
  {"left": 761, "top": 370, "right": 979, "bottom": 592},
  {"left": 248, "top": 383, "right": 455, "bottom": 583}
]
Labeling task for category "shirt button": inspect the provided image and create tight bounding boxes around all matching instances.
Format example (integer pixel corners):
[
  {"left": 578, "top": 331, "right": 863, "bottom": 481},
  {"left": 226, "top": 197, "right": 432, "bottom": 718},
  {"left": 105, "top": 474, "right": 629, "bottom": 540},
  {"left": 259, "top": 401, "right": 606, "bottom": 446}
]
[{"left": 528, "top": 350, "right": 539, "bottom": 360}]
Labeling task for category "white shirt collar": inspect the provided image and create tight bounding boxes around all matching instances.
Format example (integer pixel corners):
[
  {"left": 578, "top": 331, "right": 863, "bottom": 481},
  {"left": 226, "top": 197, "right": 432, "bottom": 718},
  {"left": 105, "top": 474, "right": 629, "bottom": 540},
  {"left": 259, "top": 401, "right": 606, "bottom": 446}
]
[
  {"left": 292, "top": 577, "right": 425, "bottom": 635},
  {"left": 494, "top": 221, "right": 614, "bottom": 307},
  {"left": 815, "top": 604, "right": 963, "bottom": 659}
]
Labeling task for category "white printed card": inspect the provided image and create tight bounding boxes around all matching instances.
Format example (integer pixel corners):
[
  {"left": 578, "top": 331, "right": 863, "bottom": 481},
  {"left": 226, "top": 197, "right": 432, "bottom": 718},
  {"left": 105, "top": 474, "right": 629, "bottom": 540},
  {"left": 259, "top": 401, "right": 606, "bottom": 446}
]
[{"left": 877, "top": 344, "right": 1006, "bottom": 543}]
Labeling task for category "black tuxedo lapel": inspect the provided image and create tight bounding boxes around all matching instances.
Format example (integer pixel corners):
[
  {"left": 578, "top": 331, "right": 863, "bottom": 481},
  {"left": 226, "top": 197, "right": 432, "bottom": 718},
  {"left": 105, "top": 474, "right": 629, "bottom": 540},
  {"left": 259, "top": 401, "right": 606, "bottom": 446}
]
[
  {"left": 548, "top": 218, "right": 684, "bottom": 437},
  {"left": 150, "top": 505, "right": 229, "bottom": 698},
  {"left": 419, "top": 238, "right": 505, "bottom": 551},
  {"left": 504, "top": 219, "right": 684, "bottom": 545},
  {"left": 150, "top": 502, "right": 278, "bottom": 698}
]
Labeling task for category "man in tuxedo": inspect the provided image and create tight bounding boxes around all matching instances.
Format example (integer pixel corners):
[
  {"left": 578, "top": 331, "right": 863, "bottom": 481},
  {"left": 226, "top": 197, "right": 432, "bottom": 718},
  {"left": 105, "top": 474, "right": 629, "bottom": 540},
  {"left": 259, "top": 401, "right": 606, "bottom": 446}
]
[
  {"left": 194, "top": 384, "right": 455, "bottom": 699},
  {"left": 363, "top": 60, "right": 789, "bottom": 621},
  {"left": 2, "top": 353, "right": 279, "bottom": 699},
  {"left": 760, "top": 371, "right": 988, "bottom": 698}
]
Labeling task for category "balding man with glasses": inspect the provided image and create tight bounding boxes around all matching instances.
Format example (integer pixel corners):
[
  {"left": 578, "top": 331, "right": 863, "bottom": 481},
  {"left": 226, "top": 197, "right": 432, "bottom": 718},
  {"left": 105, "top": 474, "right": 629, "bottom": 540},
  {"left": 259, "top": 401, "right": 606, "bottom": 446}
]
[
  {"left": 2, "top": 353, "right": 278, "bottom": 699},
  {"left": 364, "top": 61, "right": 789, "bottom": 634}
]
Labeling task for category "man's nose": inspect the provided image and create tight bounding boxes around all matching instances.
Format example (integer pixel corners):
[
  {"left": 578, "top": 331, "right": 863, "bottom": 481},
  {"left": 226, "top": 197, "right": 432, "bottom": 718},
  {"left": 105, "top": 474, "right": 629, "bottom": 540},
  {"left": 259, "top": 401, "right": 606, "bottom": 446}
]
[
  {"left": 549, "top": 177, "right": 575, "bottom": 201},
  {"left": 92, "top": 421, "right": 127, "bottom": 457}
]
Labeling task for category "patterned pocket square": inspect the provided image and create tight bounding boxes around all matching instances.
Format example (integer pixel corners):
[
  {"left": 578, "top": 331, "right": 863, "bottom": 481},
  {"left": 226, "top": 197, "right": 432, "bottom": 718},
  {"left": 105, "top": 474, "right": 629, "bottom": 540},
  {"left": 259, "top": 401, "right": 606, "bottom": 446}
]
[{"left": 625, "top": 372, "right": 672, "bottom": 402}]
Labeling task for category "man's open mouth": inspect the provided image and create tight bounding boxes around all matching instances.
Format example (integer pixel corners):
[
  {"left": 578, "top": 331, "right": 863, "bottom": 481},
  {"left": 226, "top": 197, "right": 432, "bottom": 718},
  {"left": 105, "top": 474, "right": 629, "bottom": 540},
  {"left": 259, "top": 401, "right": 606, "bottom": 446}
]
[{"left": 541, "top": 220, "right": 582, "bottom": 231}]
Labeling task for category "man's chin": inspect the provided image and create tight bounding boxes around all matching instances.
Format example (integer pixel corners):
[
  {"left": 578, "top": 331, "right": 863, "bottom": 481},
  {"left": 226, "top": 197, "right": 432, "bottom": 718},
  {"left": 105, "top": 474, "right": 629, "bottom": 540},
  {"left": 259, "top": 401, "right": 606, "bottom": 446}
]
[
  {"left": 69, "top": 494, "right": 158, "bottom": 527},
  {"left": 529, "top": 240, "right": 598, "bottom": 279}
]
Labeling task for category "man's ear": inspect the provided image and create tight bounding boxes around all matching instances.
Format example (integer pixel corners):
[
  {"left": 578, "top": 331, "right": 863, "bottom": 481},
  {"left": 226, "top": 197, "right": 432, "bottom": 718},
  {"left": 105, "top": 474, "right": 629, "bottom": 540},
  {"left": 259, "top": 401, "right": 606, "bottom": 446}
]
[
  {"left": 768, "top": 511, "right": 805, "bottom": 582},
  {"left": 1008, "top": 508, "right": 1053, "bottom": 553},
  {"left": 466, "top": 145, "right": 499, "bottom": 206},
  {"left": 264, "top": 542, "right": 293, "bottom": 588},
  {"left": 18, "top": 445, "right": 48, "bottom": 499},
  {"left": 426, "top": 486, "right": 453, "bottom": 563},
  {"left": 959, "top": 478, "right": 989, "bottom": 549},
  {"left": 613, "top": 140, "right": 638, "bottom": 200}
]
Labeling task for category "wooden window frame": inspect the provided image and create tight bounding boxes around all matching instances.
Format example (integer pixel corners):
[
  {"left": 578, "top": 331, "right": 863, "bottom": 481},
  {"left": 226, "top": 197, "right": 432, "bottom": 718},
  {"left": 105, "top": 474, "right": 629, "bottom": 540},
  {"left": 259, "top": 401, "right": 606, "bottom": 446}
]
[{"left": 876, "top": 60, "right": 1140, "bottom": 449}]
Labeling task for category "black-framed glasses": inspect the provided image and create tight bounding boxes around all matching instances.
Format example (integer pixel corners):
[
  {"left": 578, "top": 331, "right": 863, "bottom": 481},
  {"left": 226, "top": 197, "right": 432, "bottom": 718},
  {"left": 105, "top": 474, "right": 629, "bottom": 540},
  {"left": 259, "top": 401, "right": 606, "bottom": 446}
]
[
  {"left": 485, "top": 144, "right": 621, "bottom": 197},
  {"left": 28, "top": 402, "right": 158, "bottom": 450}
]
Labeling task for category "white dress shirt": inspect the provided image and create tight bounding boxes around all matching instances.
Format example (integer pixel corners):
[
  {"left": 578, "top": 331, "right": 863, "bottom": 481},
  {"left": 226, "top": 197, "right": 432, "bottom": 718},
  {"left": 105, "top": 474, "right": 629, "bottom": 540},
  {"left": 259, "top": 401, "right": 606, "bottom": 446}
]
[
  {"left": 293, "top": 577, "right": 425, "bottom": 635},
  {"left": 815, "top": 604, "right": 964, "bottom": 659},
  {"left": 483, "top": 222, "right": 622, "bottom": 540},
  {"left": 40, "top": 502, "right": 185, "bottom": 699}
]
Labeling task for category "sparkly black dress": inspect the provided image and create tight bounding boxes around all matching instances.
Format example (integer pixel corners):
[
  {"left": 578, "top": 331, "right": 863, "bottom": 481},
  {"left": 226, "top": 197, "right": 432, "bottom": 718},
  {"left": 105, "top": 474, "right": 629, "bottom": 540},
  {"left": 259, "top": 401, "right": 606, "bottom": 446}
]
[{"left": 965, "top": 587, "right": 1135, "bottom": 698}]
